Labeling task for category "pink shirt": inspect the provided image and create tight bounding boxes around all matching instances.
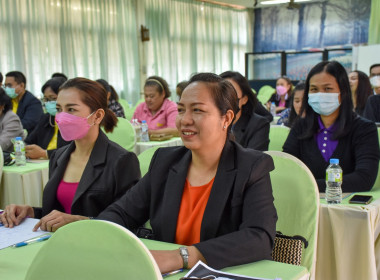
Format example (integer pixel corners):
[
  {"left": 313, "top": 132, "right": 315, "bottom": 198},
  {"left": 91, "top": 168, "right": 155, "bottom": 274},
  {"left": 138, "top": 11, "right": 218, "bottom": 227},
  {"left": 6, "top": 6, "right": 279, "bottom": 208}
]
[
  {"left": 132, "top": 99, "right": 178, "bottom": 130},
  {"left": 57, "top": 180, "right": 79, "bottom": 214}
]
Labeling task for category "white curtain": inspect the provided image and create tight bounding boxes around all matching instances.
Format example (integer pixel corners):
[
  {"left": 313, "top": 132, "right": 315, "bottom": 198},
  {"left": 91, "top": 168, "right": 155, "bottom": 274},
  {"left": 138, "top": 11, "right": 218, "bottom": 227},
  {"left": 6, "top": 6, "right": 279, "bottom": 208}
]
[
  {"left": 0, "top": 0, "right": 252, "bottom": 103},
  {"left": 0, "top": 0, "right": 140, "bottom": 103},
  {"left": 143, "top": 0, "right": 252, "bottom": 93}
]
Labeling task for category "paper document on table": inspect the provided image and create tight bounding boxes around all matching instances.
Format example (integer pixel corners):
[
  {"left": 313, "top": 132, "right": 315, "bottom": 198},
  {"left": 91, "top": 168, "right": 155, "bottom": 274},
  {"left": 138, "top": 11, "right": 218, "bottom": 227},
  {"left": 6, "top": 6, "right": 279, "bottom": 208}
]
[
  {"left": 184, "top": 261, "right": 281, "bottom": 280},
  {"left": 0, "top": 218, "right": 48, "bottom": 249}
]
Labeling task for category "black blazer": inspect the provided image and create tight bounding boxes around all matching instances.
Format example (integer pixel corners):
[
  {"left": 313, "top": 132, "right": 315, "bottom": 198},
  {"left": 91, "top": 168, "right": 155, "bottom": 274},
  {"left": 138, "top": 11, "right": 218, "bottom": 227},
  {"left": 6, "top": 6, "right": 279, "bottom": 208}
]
[
  {"left": 17, "top": 91, "right": 44, "bottom": 133},
  {"left": 283, "top": 116, "right": 379, "bottom": 192},
  {"left": 34, "top": 130, "right": 141, "bottom": 218},
  {"left": 363, "top": 94, "right": 380, "bottom": 122},
  {"left": 98, "top": 140, "right": 277, "bottom": 269},
  {"left": 25, "top": 113, "right": 71, "bottom": 158},
  {"left": 233, "top": 112, "right": 270, "bottom": 151}
]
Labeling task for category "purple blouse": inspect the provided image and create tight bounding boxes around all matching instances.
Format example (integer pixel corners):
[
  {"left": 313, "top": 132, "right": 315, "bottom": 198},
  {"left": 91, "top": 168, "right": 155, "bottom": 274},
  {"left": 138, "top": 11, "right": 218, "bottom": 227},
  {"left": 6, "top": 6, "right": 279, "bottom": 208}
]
[{"left": 315, "top": 117, "right": 338, "bottom": 162}]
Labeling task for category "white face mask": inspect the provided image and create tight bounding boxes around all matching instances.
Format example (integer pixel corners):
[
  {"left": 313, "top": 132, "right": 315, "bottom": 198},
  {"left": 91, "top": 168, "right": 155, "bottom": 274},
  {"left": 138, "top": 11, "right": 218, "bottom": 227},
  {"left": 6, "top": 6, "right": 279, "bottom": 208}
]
[
  {"left": 370, "top": 76, "right": 380, "bottom": 87},
  {"left": 308, "top": 92, "right": 340, "bottom": 116}
]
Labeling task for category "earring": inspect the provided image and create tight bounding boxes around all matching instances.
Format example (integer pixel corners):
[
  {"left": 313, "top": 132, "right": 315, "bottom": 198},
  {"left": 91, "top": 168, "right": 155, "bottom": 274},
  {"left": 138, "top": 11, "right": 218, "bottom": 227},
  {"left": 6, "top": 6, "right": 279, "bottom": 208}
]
[{"left": 223, "top": 125, "right": 226, "bottom": 129}]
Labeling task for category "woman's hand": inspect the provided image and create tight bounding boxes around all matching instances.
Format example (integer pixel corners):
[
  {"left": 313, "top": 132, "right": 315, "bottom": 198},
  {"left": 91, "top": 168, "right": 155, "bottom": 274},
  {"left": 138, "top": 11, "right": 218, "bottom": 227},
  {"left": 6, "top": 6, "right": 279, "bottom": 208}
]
[
  {"left": 150, "top": 246, "right": 206, "bottom": 273},
  {"left": 0, "top": 204, "right": 34, "bottom": 228},
  {"left": 33, "top": 210, "right": 88, "bottom": 232},
  {"left": 25, "top": 145, "right": 48, "bottom": 159}
]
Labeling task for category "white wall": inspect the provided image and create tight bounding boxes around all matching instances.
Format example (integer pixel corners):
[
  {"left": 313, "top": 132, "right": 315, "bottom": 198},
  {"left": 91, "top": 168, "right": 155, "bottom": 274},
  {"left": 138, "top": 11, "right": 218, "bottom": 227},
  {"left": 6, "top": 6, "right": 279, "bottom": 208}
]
[{"left": 352, "top": 44, "right": 380, "bottom": 75}]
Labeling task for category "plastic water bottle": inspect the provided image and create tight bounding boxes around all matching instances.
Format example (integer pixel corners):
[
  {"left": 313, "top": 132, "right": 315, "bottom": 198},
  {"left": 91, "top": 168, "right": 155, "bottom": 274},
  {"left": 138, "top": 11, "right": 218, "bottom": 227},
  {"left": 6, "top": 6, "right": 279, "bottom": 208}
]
[
  {"left": 141, "top": 120, "right": 149, "bottom": 142},
  {"left": 270, "top": 102, "right": 276, "bottom": 117},
  {"left": 13, "top": 137, "right": 26, "bottom": 166},
  {"left": 131, "top": 119, "right": 142, "bottom": 142},
  {"left": 325, "top": 158, "right": 342, "bottom": 204}
]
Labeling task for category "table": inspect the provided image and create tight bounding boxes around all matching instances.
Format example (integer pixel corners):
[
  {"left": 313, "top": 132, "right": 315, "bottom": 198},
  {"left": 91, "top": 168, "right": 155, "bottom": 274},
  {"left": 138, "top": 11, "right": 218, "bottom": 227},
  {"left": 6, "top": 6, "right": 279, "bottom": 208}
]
[
  {"left": 316, "top": 190, "right": 380, "bottom": 280},
  {"left": 0, "top": 237, "right": 308, "bottom": 280},
  {"left": 0, "top": 161, "right": 49, "bottom": 209},
  {"left": 134, "top": 137, "right": 183, "bottom": 155}
]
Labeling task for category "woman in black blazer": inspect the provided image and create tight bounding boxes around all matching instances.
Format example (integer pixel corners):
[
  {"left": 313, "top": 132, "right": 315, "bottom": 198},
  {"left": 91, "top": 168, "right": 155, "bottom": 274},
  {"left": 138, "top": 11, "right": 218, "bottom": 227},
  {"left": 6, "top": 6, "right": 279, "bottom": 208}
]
[
  {"left": 25, "top": 77, "right": 71, "bottom": 159},
  {"left": 1, "top": 78, "right": 141, "bottom": 231},
  {"left": 220, "top": 71, "right": 270, "bottom": 151},
  {"left": 98, "top": 73, "right": 277, "bottom": 273},
  {"left": 283, "top": 61, "right": 379, "bottom": 192}
]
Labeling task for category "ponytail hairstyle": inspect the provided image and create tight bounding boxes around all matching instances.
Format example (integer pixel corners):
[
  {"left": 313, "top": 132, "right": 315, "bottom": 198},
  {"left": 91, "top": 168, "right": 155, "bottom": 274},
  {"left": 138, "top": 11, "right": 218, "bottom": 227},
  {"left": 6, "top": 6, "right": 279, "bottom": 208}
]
[{"left": 59, "top": 77, "right": 118, "bottom": 133}]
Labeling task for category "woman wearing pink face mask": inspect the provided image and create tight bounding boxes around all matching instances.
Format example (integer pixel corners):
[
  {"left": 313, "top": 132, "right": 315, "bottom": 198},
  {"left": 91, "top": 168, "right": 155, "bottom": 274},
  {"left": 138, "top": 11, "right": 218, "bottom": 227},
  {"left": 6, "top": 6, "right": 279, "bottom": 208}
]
[
  {"left": 0, "top": 78, "right": 141, "bottom": 232},
  {"left": 267, "top": 76, "right": 293, "bottom": 114}
]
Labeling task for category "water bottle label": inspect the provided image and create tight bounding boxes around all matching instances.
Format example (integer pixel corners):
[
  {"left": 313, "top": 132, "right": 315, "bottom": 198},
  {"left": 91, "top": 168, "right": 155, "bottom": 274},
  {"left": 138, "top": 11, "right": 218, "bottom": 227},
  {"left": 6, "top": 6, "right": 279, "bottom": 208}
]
[{"left": 327, "top": 172, "right": 342, "bottom": 182}]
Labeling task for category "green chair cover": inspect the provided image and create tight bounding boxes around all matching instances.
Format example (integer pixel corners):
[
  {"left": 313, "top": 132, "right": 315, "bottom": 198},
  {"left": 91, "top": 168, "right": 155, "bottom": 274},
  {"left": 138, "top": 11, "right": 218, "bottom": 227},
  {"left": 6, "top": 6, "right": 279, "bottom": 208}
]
[
  {"left": 265, "top": 151, "right": 319, "bottom": 278},
  {"left": 371, "top": 128, "right": 380, "bottom": 191},
  {"left": 269, "top": 125, "right": 290, "bottom": 151},
  {"left": 124, "top": 106, "right": 135, "bottom": 121},
  {"left": 25, "top": 220, "right": 162, "bottom": 280},
  {"left": 138, "top": 146, "right": 160, "bottom": 177},
  {"left": 118, "top": 98, "right": 130, "bottom": 111},
  {"left": 257, "top": 85, "right": 275, "bottom": 105},
  {"left": 102, "top": 117, "right": 136, "bottom": 152}
]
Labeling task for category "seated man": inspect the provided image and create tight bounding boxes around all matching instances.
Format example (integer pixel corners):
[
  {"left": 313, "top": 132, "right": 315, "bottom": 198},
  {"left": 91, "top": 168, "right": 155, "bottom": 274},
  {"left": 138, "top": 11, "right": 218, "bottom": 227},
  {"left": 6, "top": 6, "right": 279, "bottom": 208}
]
[
  {"left": 4, "top": 71, "right": 43, "bottom": 134},
  {"left": 364, "top": 64, "right": 380, "bottom": 122}
]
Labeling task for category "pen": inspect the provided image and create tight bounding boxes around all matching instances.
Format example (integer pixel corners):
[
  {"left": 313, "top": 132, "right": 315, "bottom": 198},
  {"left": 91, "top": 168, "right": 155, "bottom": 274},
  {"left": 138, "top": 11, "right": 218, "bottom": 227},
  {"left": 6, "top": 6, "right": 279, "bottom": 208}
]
[
  {"left": 12, "top": 235, "right": 51, "bottom": 248},
  {"left": 162, "top": 269, "right": 184, "bottom": 278}
]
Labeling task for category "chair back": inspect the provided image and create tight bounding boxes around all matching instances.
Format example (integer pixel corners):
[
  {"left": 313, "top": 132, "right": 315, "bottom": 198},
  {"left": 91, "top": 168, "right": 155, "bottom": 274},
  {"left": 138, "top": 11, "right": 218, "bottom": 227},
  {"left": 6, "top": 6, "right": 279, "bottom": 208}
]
[
  {"left": 265, "top": 151, "right": 319, "bottom": 279},
  {"left": 138, "top": 146, "right": 160, "bottom": 176},
  {"left": 103, "top": 117, "right": 136, "bottom": 152},
  {"left": 25, "top": 220, "right": 162, "bottom": 280},
  {"left": 257, "top": 85, "right": 275, "bottom": 105},
  {"left": 371, "top": 128, "right": 380, "bottom": 190},
  {"left": 268, "top": 125, "right": 290, "bottom": 151},
  {"left": 118, "top": 98, "right": 130, "bottom": 111}
]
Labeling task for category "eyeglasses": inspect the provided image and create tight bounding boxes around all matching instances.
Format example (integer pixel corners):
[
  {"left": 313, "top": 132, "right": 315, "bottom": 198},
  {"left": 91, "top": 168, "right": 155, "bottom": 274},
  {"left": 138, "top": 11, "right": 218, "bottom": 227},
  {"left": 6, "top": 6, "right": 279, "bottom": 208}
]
[{"left": 42, "top": 98, "right": 57, "bottom": 103}]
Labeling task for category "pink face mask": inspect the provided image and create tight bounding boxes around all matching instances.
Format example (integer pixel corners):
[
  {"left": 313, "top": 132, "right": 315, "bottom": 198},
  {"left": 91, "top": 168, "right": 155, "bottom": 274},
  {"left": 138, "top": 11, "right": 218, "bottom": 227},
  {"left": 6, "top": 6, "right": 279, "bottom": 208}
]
[
  {"left": 276, "top": 86, "right": 288, "bottom": 96},
  {"left": 55, "top": 111, "right": 95, "bottom": 141}
]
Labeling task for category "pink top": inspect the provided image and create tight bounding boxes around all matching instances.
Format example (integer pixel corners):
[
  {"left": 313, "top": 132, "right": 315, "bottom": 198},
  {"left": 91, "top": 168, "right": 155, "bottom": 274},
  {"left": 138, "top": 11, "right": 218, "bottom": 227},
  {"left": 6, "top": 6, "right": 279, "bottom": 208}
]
[
  {"left": 56, "top": 180, "right": 79, "bottom": 214},
  {"left": 132, "top": 98, "right": 178, "bottom": 130},
  {"left": 278, "top": 99, "right": 286, "bottom": 108}
]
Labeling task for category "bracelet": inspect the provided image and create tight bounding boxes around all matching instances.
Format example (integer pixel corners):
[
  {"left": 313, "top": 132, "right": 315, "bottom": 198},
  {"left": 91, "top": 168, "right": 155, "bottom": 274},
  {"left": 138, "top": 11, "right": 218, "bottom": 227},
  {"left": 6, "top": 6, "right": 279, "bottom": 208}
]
[{"left": 179, "top": 246, "right": 189, "bottom": 269}]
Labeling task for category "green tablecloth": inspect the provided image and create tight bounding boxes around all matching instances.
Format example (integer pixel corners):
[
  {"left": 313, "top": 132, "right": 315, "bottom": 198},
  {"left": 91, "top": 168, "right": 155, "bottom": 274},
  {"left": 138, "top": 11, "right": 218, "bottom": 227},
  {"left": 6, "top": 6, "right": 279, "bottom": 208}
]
[{"left": 0, "top": 237, "right": 308, "bottom": 280}]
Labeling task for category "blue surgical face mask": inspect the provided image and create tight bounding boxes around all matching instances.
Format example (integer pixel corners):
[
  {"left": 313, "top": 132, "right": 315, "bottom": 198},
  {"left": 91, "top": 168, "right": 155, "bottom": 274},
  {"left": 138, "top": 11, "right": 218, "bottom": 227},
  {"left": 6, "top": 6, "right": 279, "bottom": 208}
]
[
  {"left": 44, "top": 101, "right": 57, "bottom": 116},
  {"left": 308, "top": 92, "right": 340, "bottom": 116},
  {"left": 5, "top": 87, "right": 18, "bottom": 99}
]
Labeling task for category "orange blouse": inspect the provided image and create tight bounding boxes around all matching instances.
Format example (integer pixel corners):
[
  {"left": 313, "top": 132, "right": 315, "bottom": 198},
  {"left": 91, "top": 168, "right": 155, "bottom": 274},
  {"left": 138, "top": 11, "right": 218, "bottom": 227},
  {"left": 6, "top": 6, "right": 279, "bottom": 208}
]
[{"left": 175, "top": 177, "right": 214, "bottom": 245}]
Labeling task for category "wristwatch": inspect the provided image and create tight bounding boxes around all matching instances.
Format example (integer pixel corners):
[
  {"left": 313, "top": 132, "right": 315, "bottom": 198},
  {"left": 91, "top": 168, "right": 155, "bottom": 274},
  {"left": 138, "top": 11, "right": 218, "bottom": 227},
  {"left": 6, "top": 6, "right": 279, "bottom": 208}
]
[{"left": 179, "top": 246, "right": 189, "bottom": 269}]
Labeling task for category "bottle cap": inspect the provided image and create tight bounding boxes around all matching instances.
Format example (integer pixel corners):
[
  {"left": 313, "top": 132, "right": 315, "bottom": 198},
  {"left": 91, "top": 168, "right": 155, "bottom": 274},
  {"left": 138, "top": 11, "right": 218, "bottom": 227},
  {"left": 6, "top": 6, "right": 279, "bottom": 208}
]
[
  {"left": 330, "top": 158, "right": 339, "bottom": 164},
  {"left": 15, "top": 137, "right": 22, "bottom": 141},
  {"left": 142, "top": 120, "right": 147, "bottom": 123}
]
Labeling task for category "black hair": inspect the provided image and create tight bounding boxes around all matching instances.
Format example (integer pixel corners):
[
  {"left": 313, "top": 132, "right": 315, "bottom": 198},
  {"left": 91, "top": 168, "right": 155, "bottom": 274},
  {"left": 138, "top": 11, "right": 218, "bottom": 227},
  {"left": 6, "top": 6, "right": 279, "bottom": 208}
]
[
  {"left": 0, "top": 87, "right": 13, "bottom": 113},
  {"left": 299, "top": 61, "right": 354, "bottom": 140},
  {"left": 176, "top": 81, "right": 189, "bottom": 98},
  {"left": 41, "top": 77, "right": 66, "bottom": 95},
  {"left": 0, "top": 72, "right": 3, "bottom": 84},
  {"left": 220, "top": 71, "right": 258, "bottom": 117},
  {"left": 187, "top": 72, "right": 239, "bottom": 139},
  {"left": 51, "top": 72, "right": 68, "bottom": 81},
  {"left": 288, "top": 82, "right": 305, "bottom": 127},
  {"left": 96, "top": 79, "right": 112, "bottom": 94},
  {"left": 6, "top": 71, "right": 26, "bottom": 85},
  {"left": 351, "top": 70, "right": 372, "bottom": 113},
  {"left": 59, "top": 78, "right": 118, "bottom": 133},
  {"left": 144, "top": 76, "right": 171, "bottom": 98},
  {"left": 369, "top": 64, "right": 380, "bottom": 75},
  {"left": 109, "top": 85, "right": 119, "bottom": 102}
]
